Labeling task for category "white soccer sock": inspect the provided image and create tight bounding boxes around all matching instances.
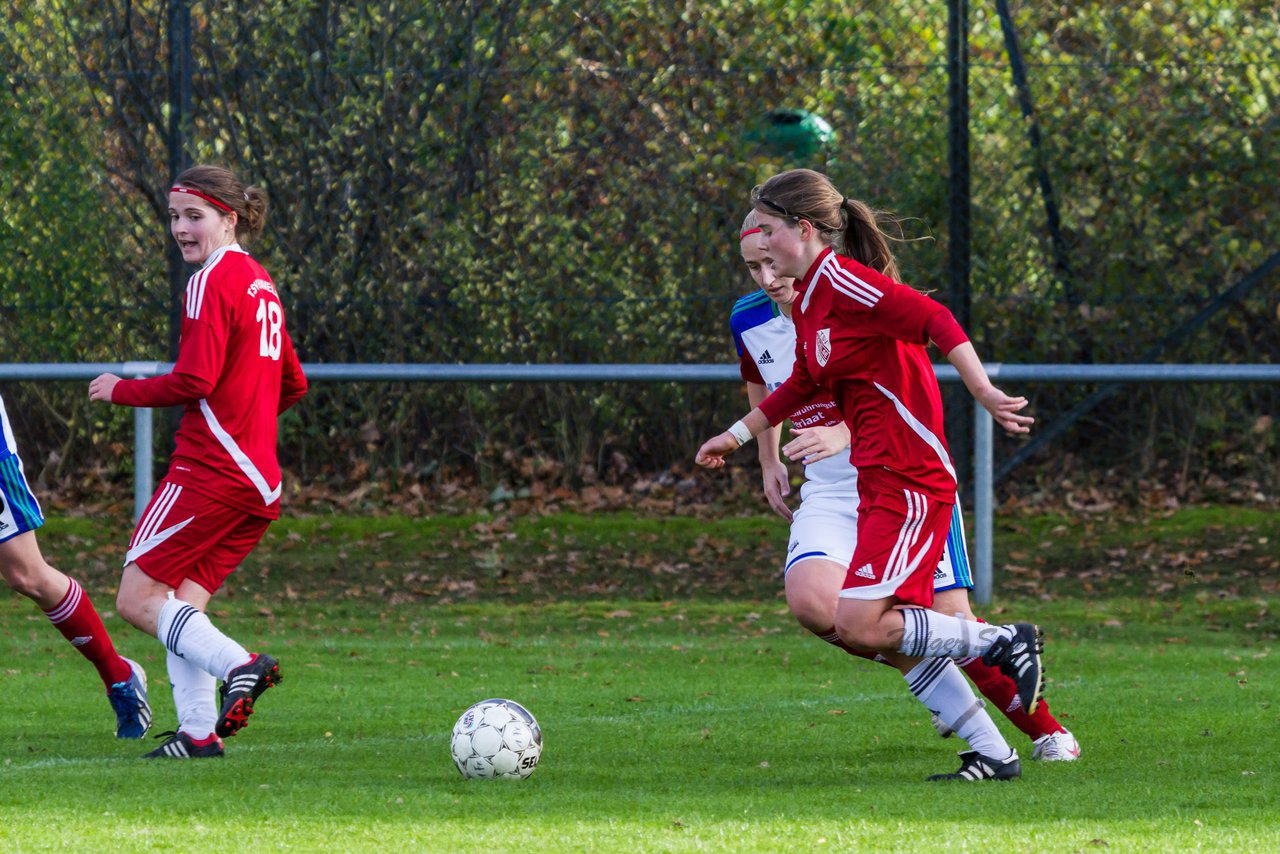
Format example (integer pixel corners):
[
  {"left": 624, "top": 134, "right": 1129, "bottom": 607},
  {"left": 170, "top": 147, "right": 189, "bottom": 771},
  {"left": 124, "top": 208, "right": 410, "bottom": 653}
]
[
  {"left": 167, "top": 650, "right": 217, "bottom": 740},
  {"left": 156, "top": 596, "right": 252, "bottom": 682},
  {"left": 898, "top": 608, "right": 1014, "bottom": 659},
  {"left": 905, "top": 658, "right": 1013, "bottom": 759}
]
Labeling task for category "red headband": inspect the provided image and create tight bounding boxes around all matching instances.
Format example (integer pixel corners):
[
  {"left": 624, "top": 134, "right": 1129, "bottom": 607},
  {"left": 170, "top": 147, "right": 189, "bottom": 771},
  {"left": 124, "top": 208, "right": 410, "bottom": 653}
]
[
  {"left": 739, "top": 227, "right": 762, "bottom": 240},
  {"left": 170, "top": 186, "right": 233, "bottom": 213}
]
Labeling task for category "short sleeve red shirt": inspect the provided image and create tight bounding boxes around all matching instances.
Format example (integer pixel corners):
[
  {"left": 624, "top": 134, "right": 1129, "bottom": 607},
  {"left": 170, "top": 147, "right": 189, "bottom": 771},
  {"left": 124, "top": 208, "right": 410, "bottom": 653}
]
[
  {"left": 112, "top": 245, "right": 307, "bottom": 517},
  {"left": 759, "top": 248, "right": 967, "bottom": 502}
]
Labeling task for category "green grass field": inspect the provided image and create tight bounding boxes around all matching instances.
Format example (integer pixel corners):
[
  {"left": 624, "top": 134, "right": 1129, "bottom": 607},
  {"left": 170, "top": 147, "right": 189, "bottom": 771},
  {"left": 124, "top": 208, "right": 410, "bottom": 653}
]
[{"left": 1, "top": 508, "right": 1276, "bottom": 852}]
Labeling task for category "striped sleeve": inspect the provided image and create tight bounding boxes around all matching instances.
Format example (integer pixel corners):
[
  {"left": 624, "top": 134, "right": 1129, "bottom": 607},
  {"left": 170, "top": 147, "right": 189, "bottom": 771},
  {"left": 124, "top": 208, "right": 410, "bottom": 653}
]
[
  {"left": 729, "top": 292, "right": 769, "bottom": 384},
  {"left": 827, "top": 255, "right": 969, "bottom": 352}
]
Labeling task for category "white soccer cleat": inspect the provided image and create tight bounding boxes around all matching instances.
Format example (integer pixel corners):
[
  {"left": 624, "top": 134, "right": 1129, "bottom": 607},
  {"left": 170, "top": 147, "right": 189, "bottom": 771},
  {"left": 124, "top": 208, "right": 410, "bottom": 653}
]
[{"left": 1031, "top": 729, "right": 1081, "bottom": 761}]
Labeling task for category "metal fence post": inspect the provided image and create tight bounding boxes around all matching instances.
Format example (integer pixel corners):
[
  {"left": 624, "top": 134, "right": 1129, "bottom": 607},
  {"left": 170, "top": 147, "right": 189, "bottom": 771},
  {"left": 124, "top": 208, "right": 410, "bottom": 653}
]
[
  {"left": 133, "top": 407, "right": 153, "bottom": 524},
  {"left": 973, "top": 388, "right": 995, "bottom": 606},
  {"left": 947, "top": 0, "right": 974, "bottom": 488},
  {"left": 123, "top": 361, "right": 161, "bottom": 523}
]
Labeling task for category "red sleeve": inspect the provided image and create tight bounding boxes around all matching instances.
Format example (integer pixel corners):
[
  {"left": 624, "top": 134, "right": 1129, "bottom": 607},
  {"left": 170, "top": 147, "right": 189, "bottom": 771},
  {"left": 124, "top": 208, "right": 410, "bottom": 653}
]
[
  {"left": 738, "top": 349, "right": 764, "bottom": 384},
  {"left": 759, "top": 380, "right": 812, "bottom": 425},
  {"left": 923, "top": 305, "right": 969, "bottom": 355},
  {"left": 758, "top": 325, "right": 819, "bottom": 425},
  {"left": 112, "top": 287, "right": 230, "bottom": 408},
  {"left": 836, "top": 257, "right": 970, "bottom": 353},
  {"left": 277, "top": 329, "right": 308, "bottom": 414}
]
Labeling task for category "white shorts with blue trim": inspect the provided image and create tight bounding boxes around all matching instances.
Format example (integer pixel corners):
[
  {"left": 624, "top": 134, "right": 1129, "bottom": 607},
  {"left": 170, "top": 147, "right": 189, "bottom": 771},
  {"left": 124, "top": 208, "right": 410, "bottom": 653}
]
[
  {"left": 783, "top": 458, "right": 972, "bottom": 593},
  {"left": 0, "top": 452, "right": 45, "bottom": 545}
]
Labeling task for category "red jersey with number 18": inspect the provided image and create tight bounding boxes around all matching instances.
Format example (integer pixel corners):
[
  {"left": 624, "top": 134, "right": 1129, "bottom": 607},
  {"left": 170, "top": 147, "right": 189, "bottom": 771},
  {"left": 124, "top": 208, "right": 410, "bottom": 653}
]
[
  {"left": 758, "top": 247, "right": 969, "bottom": 503},
  {"left": 112, "top": 244, "right": 307, "bottom": 518}
]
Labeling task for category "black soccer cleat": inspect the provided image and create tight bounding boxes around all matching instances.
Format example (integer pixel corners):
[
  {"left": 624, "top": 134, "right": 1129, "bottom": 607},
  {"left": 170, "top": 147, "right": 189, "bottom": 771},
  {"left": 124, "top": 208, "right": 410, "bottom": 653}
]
[
  {"left": 982, "top": 623, "right": 1044, "bottom": 714},
  {"left": 215, "top": 653, "right": 282, "bottom": 738},
  {"left": 927, "top": 749, "right": 1021, "bottom": 781},
  {"left": 142, "top": 730, "right": 225, "bottom": 759}
]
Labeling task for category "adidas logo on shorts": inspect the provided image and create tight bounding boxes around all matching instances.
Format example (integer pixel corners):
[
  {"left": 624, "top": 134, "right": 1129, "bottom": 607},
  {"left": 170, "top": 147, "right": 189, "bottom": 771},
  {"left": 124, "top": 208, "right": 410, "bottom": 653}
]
[
  {"left": 757, "top": 350, "right": 774, "bottom": 364},
  {"left": 854, "top": 564, "right": 876, "bottom": 579}
]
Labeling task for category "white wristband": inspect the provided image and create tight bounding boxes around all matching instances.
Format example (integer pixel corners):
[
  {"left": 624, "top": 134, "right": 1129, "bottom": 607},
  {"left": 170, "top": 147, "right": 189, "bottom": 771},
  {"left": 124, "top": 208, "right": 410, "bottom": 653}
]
[{"left": 727, "top": 419, "right": 753, "bottom": 447}]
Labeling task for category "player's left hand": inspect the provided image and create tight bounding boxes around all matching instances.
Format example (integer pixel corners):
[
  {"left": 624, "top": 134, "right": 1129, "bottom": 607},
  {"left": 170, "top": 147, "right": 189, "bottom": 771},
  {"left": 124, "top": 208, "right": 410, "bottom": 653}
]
[
  {"left": 975, "top": 386, "right": 1034, "bottom": 434},
  {"left": 88, "top": 373, "right": 122, "bottom": 403},
  {"left": 695, "top": 432, "right": 740, "bottom": 469},
  {"left": 782, "top": 424, "right": 851, "bottom": 464},
  {"left": 760, "top": 458, "right": 793, "bottom": 521}
]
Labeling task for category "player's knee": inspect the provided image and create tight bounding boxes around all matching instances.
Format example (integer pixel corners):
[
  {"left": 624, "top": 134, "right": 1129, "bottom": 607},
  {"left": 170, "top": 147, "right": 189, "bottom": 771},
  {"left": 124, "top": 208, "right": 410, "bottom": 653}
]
[
  {"left": 784, "top": 563, "right": 842, "bottom": 631},
  {"left": 115, "top": 588, "right": 142, "bottom": 628},
  {"left": 0, "top": 557, "right": 53, "bottom": 600},
  {"left": 833, "top": 615, "right": 890, "bottom": 652},
  {"left": 932, "top": 592, "right": 976, "bottom": 622},
  {"left": 786, "top": 589, "right": 835, "bottom": 632},
  {"left": 1, "top": 566, "right": 41, "bottom": 599}
]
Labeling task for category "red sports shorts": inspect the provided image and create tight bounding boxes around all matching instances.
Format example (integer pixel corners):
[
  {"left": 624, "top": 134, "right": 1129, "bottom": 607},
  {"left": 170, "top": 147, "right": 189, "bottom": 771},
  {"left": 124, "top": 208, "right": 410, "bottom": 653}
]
[
  {"left": 838, "top": 474, "right": 953, "bottom": 608},
  {"left": 125, "top": 480, "right": 271, "bottom": 594}
]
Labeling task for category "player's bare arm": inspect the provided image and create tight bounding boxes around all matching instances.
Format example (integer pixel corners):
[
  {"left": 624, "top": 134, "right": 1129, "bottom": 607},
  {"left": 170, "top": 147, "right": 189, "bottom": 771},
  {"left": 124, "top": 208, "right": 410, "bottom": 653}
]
[
  {"left": 747, "top": 382, "right": 792, "bottom": 521},
  {"left": 944, "top": 342, "right": 1034, "bottom": 435}
]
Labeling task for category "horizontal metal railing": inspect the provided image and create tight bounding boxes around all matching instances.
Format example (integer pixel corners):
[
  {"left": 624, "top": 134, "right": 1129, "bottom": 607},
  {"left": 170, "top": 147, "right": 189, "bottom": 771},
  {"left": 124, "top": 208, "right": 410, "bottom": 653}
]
[{"left": 3, "top": 362, "right": 1276, "bottom": 603}]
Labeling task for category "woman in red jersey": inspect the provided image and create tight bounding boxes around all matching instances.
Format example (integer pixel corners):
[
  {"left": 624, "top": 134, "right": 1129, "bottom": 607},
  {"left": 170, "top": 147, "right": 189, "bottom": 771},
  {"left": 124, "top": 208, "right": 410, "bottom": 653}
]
[
  {"left": 734, "top": 212, "right": 1079, "bottom": 763},
  {"left": 698, "top": 169, "right": 1047, "bottom": 780},
  {"left": 89, "top": 164, "right": 307, "bottom": 759}
]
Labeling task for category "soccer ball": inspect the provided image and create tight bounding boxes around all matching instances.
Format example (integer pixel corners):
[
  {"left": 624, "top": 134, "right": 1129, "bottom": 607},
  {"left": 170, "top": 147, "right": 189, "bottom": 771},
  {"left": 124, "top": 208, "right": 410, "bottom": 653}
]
[{"left": 450, "top": 698, "right": 543, "bottom": 780}]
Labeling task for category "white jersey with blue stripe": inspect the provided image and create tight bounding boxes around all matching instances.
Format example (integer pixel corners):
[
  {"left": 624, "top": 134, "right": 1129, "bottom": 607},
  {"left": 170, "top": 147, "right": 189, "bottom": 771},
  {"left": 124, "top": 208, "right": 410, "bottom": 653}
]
[
  {"left": 730, "top": 291, "right": 851, "bottom": 485},
  {"left": 730, "top": 291, "right": 796, "bottom": 392}
]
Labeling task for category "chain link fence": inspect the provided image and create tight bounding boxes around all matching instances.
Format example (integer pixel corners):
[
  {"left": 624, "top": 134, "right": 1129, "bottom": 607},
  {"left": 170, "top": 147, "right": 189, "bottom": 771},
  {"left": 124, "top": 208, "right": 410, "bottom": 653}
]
[{"left": 2, "top": 1, "right": 1276, "bottom": 497}]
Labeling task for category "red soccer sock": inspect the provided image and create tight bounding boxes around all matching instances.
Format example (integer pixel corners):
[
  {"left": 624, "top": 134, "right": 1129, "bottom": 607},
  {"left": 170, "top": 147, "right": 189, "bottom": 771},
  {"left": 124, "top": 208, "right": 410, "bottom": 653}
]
[
  {"left": 43, "top": 578, "right": 132, "bottom": 688},
  {"left": 814, "top": 626, "right": 888, "bottom": 666},
  {"left": 960, "top": 656, "right": 1065, "bottom": 741},
  {"left": 962, "top": 617, "right": 1067, "bottom": 740}
]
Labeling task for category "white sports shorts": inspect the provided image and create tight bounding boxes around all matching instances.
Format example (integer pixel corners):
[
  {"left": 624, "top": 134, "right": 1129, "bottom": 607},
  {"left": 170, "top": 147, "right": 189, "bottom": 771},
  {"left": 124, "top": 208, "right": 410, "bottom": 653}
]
[{"left": 782, "top": 457, "right": 972, "bottom": 592}]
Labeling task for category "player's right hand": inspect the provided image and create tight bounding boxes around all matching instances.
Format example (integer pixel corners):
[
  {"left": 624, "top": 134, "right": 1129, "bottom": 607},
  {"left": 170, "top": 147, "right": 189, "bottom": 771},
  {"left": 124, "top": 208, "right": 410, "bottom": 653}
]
[{"left": 695, "top": 432, "right": 739, "bottom": 469}]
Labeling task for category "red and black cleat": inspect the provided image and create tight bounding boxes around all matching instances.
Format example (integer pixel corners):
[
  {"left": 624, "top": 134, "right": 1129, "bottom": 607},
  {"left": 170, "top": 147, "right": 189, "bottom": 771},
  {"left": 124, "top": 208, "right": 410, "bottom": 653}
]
[{"left": 215, "top": 653, "right": 282, "bottom": 738}]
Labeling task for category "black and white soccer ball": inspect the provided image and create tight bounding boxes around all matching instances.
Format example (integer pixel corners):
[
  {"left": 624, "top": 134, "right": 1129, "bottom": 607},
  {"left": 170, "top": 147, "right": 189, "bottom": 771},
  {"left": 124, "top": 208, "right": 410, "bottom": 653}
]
[{"left": 450, "top": 698, "right": 542, "bottom": 780}]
